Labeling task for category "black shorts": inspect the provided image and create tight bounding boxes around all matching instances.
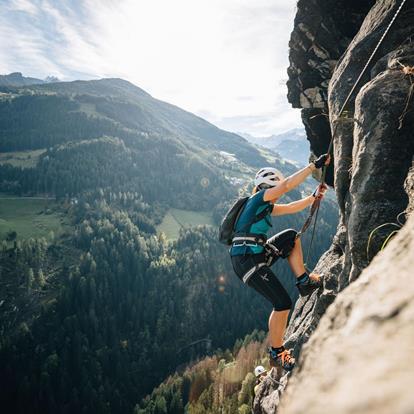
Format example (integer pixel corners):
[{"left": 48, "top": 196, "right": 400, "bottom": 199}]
[{"left": 231, "top": 229, "right": 297, "bottom": 311}]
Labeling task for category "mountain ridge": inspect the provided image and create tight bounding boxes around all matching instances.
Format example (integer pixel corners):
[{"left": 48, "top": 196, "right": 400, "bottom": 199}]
[
  {"left": 1, "top": 75, "right": 280, "bottom": 170},
  {"left": 0, "top": 72, "right": 59, "bottom": 87}
]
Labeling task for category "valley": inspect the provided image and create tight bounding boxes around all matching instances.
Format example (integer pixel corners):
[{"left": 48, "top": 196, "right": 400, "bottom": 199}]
[{"left": 0, "top": 75, "right": 338, "bottom": 413}]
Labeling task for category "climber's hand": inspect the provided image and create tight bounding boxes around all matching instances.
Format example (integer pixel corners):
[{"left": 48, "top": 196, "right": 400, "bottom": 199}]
[
  {"left": 313, "top": 153, "right": 330, "bottom": 169},
  {"left": 312, "top": 183, "right": 328, "bottom": 199}
]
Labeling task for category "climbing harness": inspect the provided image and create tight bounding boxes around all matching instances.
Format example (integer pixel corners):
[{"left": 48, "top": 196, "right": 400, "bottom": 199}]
[
  {"left": 300, "top": 0, "right": 408, "bottom": 265},
  {"left": 232, "top": 233, "right": 284, "bottom": 282},
  {"left": 233, "top": 234, "right": 282, "bottom": 282},
  {"left": 231, "top": 233, "right": 267, "bottom": 247}
]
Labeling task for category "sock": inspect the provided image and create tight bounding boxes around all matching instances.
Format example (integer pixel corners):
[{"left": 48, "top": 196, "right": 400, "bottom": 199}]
[
  {"left": 296, "top": 272, "right": 309, "bottom": 285},
  {"left": 271, "top": 345, "right": 285, "bottom": 355}
]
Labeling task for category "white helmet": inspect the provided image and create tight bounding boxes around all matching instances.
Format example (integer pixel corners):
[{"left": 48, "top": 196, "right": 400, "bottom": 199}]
[
  {"left": 254, "top": 167, "right": 284, "bottom": 189},
  {"left": 254, "top": 365, "right": 267, "bottom": 378}
]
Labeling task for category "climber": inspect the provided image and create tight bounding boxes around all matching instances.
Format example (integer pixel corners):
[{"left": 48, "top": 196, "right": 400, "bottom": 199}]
[
  {"left": 230, "top": 154, "right": 330, "bottom": 371},
  {"left": 253, "top": 365, "right": 268, "bottom": 396}
]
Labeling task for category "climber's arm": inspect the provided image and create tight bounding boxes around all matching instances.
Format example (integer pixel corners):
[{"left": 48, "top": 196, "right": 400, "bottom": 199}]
[
  {"left": 263, "top": 165, "right": 315, "bottom": 202},
  {"left": 272, "top": 196, "right": 315, "bottom": 216},
  {"left": 263, "top": 154, "right": 330, "bottom": 202}
]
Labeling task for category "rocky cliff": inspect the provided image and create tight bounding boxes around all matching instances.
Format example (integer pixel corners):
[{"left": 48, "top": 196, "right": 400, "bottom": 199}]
[{"left": 254, "top": 0, "right": 414, "bottom": 412}]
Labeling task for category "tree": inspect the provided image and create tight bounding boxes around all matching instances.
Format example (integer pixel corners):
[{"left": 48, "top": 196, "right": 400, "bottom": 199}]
[
  {"left": 6, "top": 230, "right": 17, "bottom": 242},
  {"left": 26, "top": 267, "right": 34, "bottom": 294},
  {"left": 37, "top": 269, "right": 46, "bottom": 288},
  {"left": 154, "top": 396, "right": 167, "bottom": 414},
  {"left": 238, "top": 372, "right": 255, "bottom": 406}
]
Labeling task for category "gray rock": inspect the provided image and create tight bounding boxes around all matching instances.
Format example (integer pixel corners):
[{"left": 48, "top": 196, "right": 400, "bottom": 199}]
[
  {"left": 404, "top": 166, "right": 414, "bottom": 215},
  {"left": 287, "top": 0, "right": 376, "bottom": 186},
  {"left": 328, "top": 0, "right": 414, "bottom": 282},
  {"left": 279, "top": 211, "right": 414, "bottom": 414},
  {"left": 253, "top": 368, "right": 288, "bottom": 414}
]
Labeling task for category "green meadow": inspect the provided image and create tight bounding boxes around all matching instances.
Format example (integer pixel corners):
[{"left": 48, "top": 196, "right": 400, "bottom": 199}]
[
  {"left": 157, "top": 208, "right": 214, "bottom": 240},
  {"left": 0, "top": 197, "right": 67, "bottom": 241},
  {"left": 0, "top": 149, "right": 46, "bottom": 168}
]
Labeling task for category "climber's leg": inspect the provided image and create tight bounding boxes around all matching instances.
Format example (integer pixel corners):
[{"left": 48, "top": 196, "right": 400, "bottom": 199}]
[
  {"left": 268, "top": 229, "right": 323, "bottom": 296},
  {"left": 287, "top": 237, "right": 323, "bottom": 296},
  {"left": 231, "top": 253, "right": 295, "bottom": 371},
  {"left": 267, "top": 308, "right": 295, "bottom": 371},
  {"left": 268, "top": 309, "right": 289, "bottom": 348},
  {"left": 246, "top": 269, "right": 295, "bottom": 370},
  {"left": 246, "top": 265, "right": 292, "bottom": 312},
  {"left": 286, "top": 235, "right": 306, "bottom": 276}
]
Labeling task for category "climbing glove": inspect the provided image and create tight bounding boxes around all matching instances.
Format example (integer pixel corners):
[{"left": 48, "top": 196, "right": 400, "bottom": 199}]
[{"left": 313, "top": 153, "right": 330, "bottom": 169}]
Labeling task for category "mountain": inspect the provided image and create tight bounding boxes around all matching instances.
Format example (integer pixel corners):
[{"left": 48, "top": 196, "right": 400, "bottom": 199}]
[
  {"left": 239, "top": 128, "right": 310, "bottom": 166},
  {"left": 0, "top": 72, "right": 60, "bottom": 87},
  {"left": 0, "top": 72, "right": 48, "bottom": 87},
  {"left": 0, "top": 76, "right": 339, "bottom": 413},
  {"left": 0, "top": 77, "right": 290, "bottom": 171},
  {"left": 0, "top": 76, "right": 300, "bottom": 208}
]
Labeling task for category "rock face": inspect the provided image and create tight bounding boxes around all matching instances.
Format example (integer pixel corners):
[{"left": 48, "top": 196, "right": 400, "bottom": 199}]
[
  {"left": 287, "top": 0, "right": 376, "bottom": 186},
  {"left": 330, "top": 0, "right": 414, "bottom": 282},
  {"left": 254, "top": 0, "right": 414, "bottom": 412},
  {"left": 279, "top": 211, "right": 414, "bottom": 414},
  {"left": 253, "top": 368, "right": 288, "bottom": 414}
]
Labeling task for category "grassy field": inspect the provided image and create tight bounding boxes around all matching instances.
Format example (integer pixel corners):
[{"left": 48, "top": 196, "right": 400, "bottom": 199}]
[
  {"left": 0, "top": 197, "right": 67, "bottom": 241},
  {"left": 0, "top": 149, "right": 46, "bottom": 168},
  {"left": 157, "top": 208, "right": 214, "bottom": 240}
]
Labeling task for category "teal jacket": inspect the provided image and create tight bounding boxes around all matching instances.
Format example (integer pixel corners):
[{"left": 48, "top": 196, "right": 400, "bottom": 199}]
[{"left": 230, "top": 190, "right": 273, "bottom": 256}]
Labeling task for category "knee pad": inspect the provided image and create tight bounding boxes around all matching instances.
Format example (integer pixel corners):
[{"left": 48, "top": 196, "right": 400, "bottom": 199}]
[
  {"left": 280, "top": 229, "right": 298, "bottom": 258},
  {"left": 285, "top": 228, "right": 298, "bottom": 239}
]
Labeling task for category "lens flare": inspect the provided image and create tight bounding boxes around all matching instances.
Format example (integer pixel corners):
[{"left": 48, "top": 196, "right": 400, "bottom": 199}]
[{"left": 200, "top": 177, "right": 210, "bottom": 187}]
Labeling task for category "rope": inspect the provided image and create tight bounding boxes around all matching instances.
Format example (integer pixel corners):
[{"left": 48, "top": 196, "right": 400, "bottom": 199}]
[{"left": 301, "top": 0, "right": 408, "bottom": 266}]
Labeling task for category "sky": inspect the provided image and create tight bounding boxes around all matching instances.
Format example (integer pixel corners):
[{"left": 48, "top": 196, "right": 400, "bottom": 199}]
[{"left": 0, "top": 0, "right": 302, "bottom": 136}]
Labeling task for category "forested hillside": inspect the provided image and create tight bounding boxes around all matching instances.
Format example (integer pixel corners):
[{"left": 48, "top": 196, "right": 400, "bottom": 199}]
[
  {"left": 0, "top": 77, "right": 338, "bottom": 413},
  {"left": 135, "top": 330, "right": 269, "bottom": 414}
]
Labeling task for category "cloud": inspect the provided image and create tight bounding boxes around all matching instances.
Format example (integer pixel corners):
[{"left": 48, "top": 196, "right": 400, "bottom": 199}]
[
  {"left": 0, "top": 0, "right": 302, "bottom": 136},
  {"left": 7, "top": 0, "right": 39, "bottom": 15},
  {"left": 200, "top": 108, "right": 302, "bottom": 137}
]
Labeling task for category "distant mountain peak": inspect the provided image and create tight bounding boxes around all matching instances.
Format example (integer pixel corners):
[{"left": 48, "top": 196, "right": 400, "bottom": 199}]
[
  {"left": 240, "top": 127, "right": 309, "bottom": 166},
  {"left": 0, "top": 72, "right": 59, "bottom": 87},
  {"left": 44, "top": 76, "right": 60, "bottom": 83}
]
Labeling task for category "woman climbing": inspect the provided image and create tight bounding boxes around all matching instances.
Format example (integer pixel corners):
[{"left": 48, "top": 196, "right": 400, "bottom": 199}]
[{"left": 230, "top": 154, "right": 330, "bottom": 371}]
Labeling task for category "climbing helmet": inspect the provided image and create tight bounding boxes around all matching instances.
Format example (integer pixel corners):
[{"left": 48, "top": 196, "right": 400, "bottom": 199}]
[
  {"left": 254, "top": 167, "right": 284, "bottom": 189},
  {"left": 254, "top": 365, "right": 267, "bottom": 378}
]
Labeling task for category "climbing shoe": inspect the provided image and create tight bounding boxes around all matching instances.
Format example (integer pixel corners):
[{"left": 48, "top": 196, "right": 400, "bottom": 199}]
[
  {"left": 268, "top": 347, "right": 295, "bottom": 371},
  {"left": 296, "top": 272, "right": 323, "bottom": 296}
]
